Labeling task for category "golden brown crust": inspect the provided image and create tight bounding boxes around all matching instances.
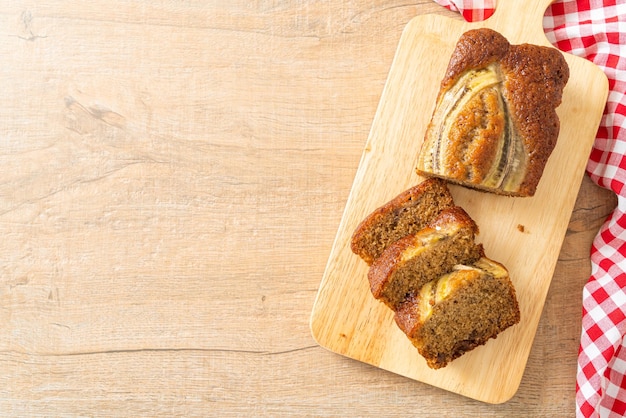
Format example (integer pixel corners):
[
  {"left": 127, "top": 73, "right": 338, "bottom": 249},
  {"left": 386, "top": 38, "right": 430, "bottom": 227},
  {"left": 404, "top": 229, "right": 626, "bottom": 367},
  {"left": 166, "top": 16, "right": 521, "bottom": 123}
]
[
  {"left": 444, "top": 88, "right": 505, "bottom": 182},
  {"left": 426, "top": 205, "right": 479, "bottom": 235},
  {"left": 393, "top": 293, "right": 420, "bottom": 336},
  {"left": 366, "top": 234, "right": 407, "bottom": 298},
  {"left": 500, "top": 43, "right": 569, "bottom": 195},
  {"left": 350, "top": 178, "right": 454, "bottom": 265},
  {"left": 440, "top": 29, "right": 509, "bottom": 95}
]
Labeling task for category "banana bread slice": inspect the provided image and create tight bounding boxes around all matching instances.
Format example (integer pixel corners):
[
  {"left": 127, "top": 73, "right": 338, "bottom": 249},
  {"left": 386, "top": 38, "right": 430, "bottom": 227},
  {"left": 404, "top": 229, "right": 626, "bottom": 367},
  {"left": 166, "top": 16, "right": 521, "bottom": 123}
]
[
  {"left": 351, "top": 178, "right": 454, "bottom": 265},
  {"left": 367, "top": 206, "right": 483, "bottom": 309},
  {"left": 394, "top": 257, "right": 521, "bottom": 369}
]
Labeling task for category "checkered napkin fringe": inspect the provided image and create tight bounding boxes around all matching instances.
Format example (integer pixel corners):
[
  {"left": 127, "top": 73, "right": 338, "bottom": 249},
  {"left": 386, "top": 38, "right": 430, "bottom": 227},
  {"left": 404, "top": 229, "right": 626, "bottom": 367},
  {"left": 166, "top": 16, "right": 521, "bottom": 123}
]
[{"left": 432, "top": 1, "right": 626, "bottom": 417}]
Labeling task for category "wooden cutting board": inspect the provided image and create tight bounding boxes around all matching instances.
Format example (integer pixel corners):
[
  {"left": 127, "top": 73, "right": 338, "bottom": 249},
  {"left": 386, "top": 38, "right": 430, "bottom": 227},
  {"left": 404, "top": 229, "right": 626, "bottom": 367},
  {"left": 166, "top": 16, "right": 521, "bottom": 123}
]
[{"left": 310, "top": 0, "right": 608, "bottom": 404}]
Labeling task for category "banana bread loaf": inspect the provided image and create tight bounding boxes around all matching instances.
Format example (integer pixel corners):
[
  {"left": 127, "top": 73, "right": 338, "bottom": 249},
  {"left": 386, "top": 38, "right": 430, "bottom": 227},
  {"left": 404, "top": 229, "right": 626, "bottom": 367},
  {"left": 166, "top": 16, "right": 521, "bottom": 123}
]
[{"left": 416, "top": 28, "right": 569, "bottom": 197}]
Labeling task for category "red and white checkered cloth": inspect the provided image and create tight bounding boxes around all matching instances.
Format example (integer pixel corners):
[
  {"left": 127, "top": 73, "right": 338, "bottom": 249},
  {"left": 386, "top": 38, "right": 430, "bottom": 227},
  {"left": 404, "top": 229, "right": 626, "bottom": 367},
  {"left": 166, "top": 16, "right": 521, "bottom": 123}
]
[
  {"left": 433, "top": 1, "right": 626, "bottom": 416},
  {"left": 434, "top": 0, "right": 496, "bottom": 21}
]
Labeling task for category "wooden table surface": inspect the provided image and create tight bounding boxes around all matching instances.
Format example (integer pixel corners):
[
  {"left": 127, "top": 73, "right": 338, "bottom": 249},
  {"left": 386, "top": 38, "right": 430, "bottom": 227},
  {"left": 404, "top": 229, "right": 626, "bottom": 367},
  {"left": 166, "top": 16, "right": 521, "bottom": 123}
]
[{"left": 1, "top": 1, "right": 617, "bottom": 416}]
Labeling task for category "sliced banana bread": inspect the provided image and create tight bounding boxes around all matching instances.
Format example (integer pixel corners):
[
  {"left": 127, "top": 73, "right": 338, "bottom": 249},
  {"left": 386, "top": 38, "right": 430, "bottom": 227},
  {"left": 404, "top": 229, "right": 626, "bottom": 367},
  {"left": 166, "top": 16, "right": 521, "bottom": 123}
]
[{"left": 351, "top": 178, "right": 454, "bottom": 265}]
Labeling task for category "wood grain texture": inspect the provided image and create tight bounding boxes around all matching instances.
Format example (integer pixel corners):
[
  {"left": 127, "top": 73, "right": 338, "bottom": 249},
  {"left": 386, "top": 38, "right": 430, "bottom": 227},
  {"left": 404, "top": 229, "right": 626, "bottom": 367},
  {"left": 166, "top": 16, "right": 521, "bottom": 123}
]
[{"left": 0, "top": 1, "right": 617, "bottom": 416}]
